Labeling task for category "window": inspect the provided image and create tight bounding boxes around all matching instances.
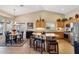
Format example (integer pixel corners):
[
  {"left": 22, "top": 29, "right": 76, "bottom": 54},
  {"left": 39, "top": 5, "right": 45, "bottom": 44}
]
[
  {"left": 46, "top": 22, "right": 55, "bottom": 30},
  {"left": 0, "top": 22, "right": 3, "bottom": 35}
]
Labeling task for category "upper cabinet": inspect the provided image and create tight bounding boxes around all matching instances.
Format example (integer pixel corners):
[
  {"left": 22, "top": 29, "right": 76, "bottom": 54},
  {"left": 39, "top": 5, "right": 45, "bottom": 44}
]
[
  {"left": 56, "top": 19, "right": 64, "bottom": 28},
  {"left": 36, "top": 20, "right": 40, "bottom": 28},
  {"left": 41, "top": 19, "right": 46, "bottom": 28},
  {"left": 65, "top": 14, "right": 79, "bottom": 26},
  {"left": 36, "top": 18, "right": 46, "bottom": 28}
]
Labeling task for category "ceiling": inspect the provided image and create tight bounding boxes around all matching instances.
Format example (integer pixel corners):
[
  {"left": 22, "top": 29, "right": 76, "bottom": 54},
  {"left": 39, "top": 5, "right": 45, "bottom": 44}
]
[{"left": 0, "top": 5, "right": 79, "bottom": 16}]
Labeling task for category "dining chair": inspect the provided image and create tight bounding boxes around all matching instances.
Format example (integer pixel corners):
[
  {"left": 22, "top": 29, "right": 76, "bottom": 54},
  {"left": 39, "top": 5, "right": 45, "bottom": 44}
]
[
  {"left": 12, "top": 35, "right": 17, "bottom": 44},
  {"left": 5, "top": 32, "right": 13, "bottom": 45}
]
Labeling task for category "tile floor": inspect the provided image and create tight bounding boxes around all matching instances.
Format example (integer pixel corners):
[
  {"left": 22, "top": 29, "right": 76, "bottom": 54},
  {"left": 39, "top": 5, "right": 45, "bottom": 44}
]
[{"left": 0, "top": 39, "right": 74, "bottom": 54}]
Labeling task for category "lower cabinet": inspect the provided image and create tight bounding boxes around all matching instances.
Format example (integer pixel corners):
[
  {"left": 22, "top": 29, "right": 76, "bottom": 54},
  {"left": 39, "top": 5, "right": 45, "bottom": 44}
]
[
  {"left": 64, "top": 32, "right": 71, "bottom": 42},
  {"left": 53, "top": 32, "right": 64, "bottom": 39}
]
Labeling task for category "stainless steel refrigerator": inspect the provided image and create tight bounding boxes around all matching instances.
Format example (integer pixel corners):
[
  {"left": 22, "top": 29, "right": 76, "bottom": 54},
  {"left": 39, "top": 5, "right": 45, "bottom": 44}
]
[{"left": 71, "top": 22, "right": 79, "bottom": 54}]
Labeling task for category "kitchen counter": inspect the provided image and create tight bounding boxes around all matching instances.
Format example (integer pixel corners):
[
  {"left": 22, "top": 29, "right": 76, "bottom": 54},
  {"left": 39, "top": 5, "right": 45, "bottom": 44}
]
[{"left": 33, "top": 29, "right": 70, "bottom": 39}]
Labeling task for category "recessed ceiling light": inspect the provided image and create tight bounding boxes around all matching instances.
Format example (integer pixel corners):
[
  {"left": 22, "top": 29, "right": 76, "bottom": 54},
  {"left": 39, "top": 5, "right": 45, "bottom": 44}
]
[{"left": 61, "top": 8, "right": 65, "bottom": 11}]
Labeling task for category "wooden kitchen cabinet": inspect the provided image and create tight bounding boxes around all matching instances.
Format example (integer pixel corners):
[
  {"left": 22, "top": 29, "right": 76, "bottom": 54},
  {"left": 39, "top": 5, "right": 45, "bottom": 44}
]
[
  {"left": 53, "top": 32, "right": 64, "bottom": 39},
  {"left": 41, "top": 19, "right": 46, "bottom": 28},
  {"left": 36, "top": 18, "right": 46, "bottom": 28},
  {"left": 56, "top": 19, "right": 64, "bottom": 28},
  {"left": 36, "top": 20, "right": 41, "bottom": 28}
]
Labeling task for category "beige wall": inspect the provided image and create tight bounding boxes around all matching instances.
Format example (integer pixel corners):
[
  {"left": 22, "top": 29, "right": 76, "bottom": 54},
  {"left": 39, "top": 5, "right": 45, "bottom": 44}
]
[
  {"left": 40, "top": 10, "right": 65, "bottom": 22},
  {"left": 65, "top": 8, "right": 79, "bottom": 18},
  {"left": 0, "top": 10, "right": 12, "bottom": 18},
  {"left": 15, "top": 10, "right": 65, "bottom": 31}
]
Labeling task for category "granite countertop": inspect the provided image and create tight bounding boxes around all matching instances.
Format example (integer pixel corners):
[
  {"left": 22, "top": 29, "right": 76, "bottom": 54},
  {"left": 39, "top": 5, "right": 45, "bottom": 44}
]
[
  {"left": 44, "top": 29, "right": 64, "bottom": 32},
  {"left": 33, "top": 28, "right": 65, "bottom": 32}
]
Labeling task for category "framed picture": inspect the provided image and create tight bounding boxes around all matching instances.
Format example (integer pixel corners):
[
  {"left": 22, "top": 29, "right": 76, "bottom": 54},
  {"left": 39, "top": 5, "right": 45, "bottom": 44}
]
[{"left": 27, "top": 22, "right": 33, "bottom": 29}]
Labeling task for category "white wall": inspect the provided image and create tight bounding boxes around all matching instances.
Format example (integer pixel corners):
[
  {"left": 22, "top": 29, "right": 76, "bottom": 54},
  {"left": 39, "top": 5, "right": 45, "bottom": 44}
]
[{"left": 15, "top": 10, "right": 65, "bottom": 31}]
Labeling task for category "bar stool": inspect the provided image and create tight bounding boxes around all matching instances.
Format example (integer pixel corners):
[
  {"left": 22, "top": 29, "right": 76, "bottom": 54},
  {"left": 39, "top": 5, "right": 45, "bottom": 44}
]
[
  {"left": 29, "top": 36, "right": 35, "bottom": 48},
  {"left": 34, "top": 38, "right": 45, "bottom": 54},
  {"left": 47, "top": 40, "right": 59, "bottom": 54}
]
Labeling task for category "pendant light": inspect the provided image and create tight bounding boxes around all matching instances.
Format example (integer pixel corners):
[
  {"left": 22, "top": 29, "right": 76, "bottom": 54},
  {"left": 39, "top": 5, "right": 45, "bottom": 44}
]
[{"left": 12, "top": 8, "right": 16, "bottom": 30}]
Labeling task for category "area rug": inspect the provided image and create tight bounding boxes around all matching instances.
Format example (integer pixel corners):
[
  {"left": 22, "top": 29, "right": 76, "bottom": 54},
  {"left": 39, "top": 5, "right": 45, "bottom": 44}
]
[{"left": 0, "top": 39, "right": 27, "bottom": 47}]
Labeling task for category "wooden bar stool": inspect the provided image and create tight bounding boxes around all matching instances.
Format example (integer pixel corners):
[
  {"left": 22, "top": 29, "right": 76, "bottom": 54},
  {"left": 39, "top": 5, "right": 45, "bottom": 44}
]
[
  {"left": 47, "top": 40, "right": 59, "bottom": 54},
  {"left": 34, "top": 38, "right": 45, "bottom": 54}
]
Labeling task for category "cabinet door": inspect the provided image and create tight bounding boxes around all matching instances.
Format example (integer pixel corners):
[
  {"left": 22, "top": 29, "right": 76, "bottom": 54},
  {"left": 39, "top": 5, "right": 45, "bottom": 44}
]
[
  {"left": 36, "top": 20, "right": 40, "bottom": 28},
  {"left": 61, "top": 21, "right": 64, "bottom": 28},
  {"left": 54, "top": 32, "right": 64, "bottom": 39},
  {"left": 57, "top": 21, "right": 61, "bottom": 27},
  {"left": 41, "top": 19, "right": 46, "bottom": 28},
  {"left": 57, "top": 21, "right": 64, "bottom": 28}
]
